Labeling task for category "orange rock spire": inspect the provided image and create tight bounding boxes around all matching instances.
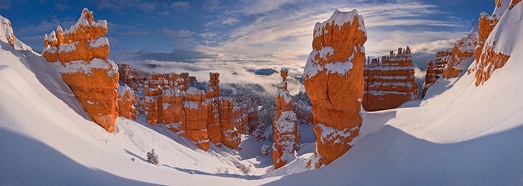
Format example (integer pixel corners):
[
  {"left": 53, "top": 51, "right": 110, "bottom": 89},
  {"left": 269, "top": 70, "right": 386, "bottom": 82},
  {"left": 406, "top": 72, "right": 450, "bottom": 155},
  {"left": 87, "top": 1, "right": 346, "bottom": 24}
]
[
  {"left": 303, "top": 9, "right": 367, "bottom": 168},
  {"left": 43, "top": 8, "right": 118, "bottom": 132},
  {"left": 273, "top": 69, "right": 300, "bottom": 169}
]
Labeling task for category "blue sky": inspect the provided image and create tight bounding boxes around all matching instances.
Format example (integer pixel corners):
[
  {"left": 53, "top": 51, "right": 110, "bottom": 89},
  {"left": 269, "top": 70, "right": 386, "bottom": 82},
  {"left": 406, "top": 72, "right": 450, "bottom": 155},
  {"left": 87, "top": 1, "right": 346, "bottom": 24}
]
[{"left": 0, "top": 0, "right": 493, "bottom": 67}]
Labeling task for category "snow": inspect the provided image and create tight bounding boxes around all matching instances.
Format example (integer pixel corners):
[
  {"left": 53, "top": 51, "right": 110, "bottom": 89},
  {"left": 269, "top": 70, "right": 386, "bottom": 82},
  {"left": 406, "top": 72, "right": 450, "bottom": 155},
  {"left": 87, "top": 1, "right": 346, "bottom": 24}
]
[
  {"left": 59, "top": 42, "right": 77, "bottom": 53},
  {"left": 59, "top": 58, "right": 111, "bottom": 76},
  {"left": 90, "top": 37, "right": 110, "bottom": 48},
  {"left": 483, "top": 2, "right": 523, "bottom": 55},
  {"left": 304, "top": 51, "right": 354, "bottom": 79},
  {"left": 276, "top": 88, "right": 292, "bottom": 103},
  {"left": 275, "top": 111, "right": 298, "bottom": 133}
]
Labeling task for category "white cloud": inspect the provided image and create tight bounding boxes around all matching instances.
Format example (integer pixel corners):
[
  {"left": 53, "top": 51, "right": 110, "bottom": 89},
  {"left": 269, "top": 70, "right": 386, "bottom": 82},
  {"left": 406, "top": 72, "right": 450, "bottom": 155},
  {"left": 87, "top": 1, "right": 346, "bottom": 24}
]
[
  {"left": 171, "top": 1, "right": 191, "bottom": 11},
  {"left": 191, "top": 0, "right": 469, "bottom": 68},
  {"left": 162, "top": 28, "right": 194, "bottom": 38}
]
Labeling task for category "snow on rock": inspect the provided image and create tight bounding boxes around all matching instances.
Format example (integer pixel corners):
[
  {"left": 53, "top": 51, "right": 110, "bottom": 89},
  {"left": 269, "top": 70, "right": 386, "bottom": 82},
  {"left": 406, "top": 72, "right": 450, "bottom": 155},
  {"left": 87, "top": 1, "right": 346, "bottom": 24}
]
[
  {"left": 207, "top": 72, "right": 222, "bottom": 146},
  {"left": 422, "top": 60, "right": 436, "bottom": 97},
  {"left": 273, "top": 69, "right": 300, "bottom": 169},
  {"left": 363, "top": 46, "right": 418, "bottom": 111},
  {"left": 475, "top": 0, "right": 522, "bottom": 86},
  {"left": 184, "top": 87, "right": 210, "bottom": 150},
  {"left": 0, "top": 15, "right": 33, "bottom": 51},
  {"left": 443, "top": 22, "right": 477, "bottom": 79},
  {"left": 42, "top": 8, "right": 118, "bottom": 133},
  {"left": 117, "top": 84, "right": 136, "bottom": 120},
  {"left": 303, "top": 9, "right": 367, "bottom": 168},
  {"left": 218, "top": 97, "right": 241, "bottom": 150}
]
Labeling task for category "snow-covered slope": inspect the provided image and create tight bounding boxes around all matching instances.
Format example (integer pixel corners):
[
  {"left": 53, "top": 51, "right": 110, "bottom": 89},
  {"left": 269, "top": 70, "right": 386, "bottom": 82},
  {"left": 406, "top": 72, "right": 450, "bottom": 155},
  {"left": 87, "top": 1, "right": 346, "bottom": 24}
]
[{"left": 2, "top": 4, "right": 523, "bottom": 185}]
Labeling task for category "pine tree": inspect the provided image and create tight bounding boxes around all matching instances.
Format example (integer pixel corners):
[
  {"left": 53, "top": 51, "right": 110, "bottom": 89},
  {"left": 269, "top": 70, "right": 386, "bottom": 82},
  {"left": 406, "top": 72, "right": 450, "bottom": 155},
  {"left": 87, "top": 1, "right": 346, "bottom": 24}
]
[{"left": 146, "top": 149, "right": 159, "bottom": 165}]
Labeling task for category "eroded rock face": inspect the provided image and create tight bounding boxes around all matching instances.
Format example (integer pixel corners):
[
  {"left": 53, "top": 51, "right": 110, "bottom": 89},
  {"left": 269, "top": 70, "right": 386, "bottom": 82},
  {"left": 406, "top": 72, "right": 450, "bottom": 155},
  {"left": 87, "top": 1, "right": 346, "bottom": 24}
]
[
  {"left": 475, "top": 0, "right": 518, "bottom": 86},
  {"left": 117, "top": 65, "right": 247, "bottom": 151},
  {"left": 117, "top": 85, "right": 136, "bottom": 120},
  {"left": 207, "top": 72, "right": 222, "bottom": 146},
  {"left": 273, "top": 69, "right": 300, "bottom": 169},
  {"left": 184, "top": 87, "right": 210, "bottom": 150},
  {"left": 363, "top": 47, "right": 418, "bottom": 111},
  {"left": 218, "top": 97, "right": 240, "bottom": 149},
  {"left": 422, "top": 60, "right": 436, "bottom": 98},
  {"left": 43, "top": 8, "right": 118, "bottom": 132},
  {"left": 443, "top": 25, "right": 477, "bottom": 79},
  {"left": 303, "top": 10, "right": 367, "bottom": 168}
]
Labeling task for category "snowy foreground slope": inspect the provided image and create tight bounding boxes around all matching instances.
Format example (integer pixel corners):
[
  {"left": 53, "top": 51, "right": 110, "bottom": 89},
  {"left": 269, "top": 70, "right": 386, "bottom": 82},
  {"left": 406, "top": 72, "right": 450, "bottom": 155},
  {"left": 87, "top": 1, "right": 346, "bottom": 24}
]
[{"left": 2, "top": 6, "right": 523, "bottom": 185}]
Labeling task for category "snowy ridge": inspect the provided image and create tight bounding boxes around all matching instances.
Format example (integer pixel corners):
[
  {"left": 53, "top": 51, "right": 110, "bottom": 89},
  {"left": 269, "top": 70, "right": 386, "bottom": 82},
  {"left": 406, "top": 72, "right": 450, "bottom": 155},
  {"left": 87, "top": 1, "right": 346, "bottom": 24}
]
[{"left": 0, "top": 15, "right": 33, "bottom": 51}]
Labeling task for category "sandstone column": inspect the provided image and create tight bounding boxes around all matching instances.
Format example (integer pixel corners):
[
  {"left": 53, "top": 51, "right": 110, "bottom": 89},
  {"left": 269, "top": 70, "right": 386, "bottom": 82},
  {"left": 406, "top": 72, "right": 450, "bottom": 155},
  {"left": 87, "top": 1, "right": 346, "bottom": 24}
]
[{"left": 303, "top": 9, "right": 367, "bottom": 168}]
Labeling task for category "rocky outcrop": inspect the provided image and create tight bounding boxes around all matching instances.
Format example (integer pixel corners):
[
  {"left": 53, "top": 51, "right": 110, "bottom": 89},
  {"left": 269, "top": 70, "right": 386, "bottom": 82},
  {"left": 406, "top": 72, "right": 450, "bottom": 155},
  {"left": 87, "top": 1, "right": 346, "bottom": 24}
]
[
  {"left": 273, "top": 69, "right": 300, "bottom": 169},
  {"left": 43, "top": 8, "right": 118, "bottom": 132},
  {"left": 1, "top": 16, "right": 15, "bottom": 46},
  {"left": 1, "top": 16, "right": 32, "bottom": 51},
  {"left": 422, "top": 60, "right": 436, "bottom": 97},
  {"left": 443, "top": 23, "right": 477, "bottom": 79},
  {"left": 184, "top": 87, "right": 210, "bottom": 150},
  {"left": 303, "top": 10, "right": 366, "bottom": 168},
  {"left": 475, "top": 0, "right": 519, "bottom": 86},
  {"left": 218, "top": 97, "right": 241, "bottom": 149},
  {"left": 233, "top": 105, "right": 249, "bottom": 135},
  {"left": 116, "top": 64, "right": 249, "bottom": 150},
  {"left": 363, "top": 47, "right": 418, "bottom": 111},
  {"left": 433, "top": 51, "right": 452, "bottom": 79},
  {"left": 207, "top": 73, "right": 222, "bottom": 146},
  {"left": 117, "top": 85, "right": 136, "bottom": 120}
]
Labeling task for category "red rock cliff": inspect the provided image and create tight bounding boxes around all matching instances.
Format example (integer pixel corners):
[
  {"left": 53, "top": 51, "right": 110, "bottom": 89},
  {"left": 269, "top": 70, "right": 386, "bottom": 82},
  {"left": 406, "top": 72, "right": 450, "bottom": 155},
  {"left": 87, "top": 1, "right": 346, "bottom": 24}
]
[
  {"left": 43, "top": 8, "right": 118, "bottom": 132},
  {"left": 273, "top": 69, "right": 300, "bottom": 169},
  {"left": 303, "top": 9, "right": 367, "bottom": 168},
  {"left": 363, "top": 47, "right": 418, "bottom": 111}
]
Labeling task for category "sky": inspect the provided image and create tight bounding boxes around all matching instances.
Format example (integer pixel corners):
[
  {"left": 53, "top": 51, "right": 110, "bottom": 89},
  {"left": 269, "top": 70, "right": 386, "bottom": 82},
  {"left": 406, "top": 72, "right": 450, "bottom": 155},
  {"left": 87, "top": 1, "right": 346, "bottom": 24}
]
[{"left": 0, "top": 0, "right": 493, "bottom": 69}]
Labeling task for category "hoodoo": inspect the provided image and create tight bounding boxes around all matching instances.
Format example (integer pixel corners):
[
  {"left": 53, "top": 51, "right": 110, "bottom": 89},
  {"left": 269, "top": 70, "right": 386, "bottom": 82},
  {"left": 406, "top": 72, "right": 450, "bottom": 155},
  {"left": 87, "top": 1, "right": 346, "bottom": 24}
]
[
  {"left": 303, "top": 9, "right": 367, "bottom": 168},
  {"left": 43, "top": 8, "right": 118, "bottom": 132},
  {"left": 272, "top": 69, "right": 300, "bottom": 169}
]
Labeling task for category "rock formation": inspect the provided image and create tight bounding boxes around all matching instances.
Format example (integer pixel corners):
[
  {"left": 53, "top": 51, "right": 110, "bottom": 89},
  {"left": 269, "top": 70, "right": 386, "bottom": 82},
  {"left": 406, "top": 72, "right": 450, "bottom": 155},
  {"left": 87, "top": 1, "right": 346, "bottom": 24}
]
[
  {"left": 363, "top": 47, "right": 418, "bottom": 111},
  {"left": 233, "top": 105, "right": 249, "bottom": 135},
  {"left": 443, "top": 23, "right": 477, "bottom": 79},
  {"left": 475, "top": 0, "right": 519, "bottom": 86},
  {"left": 303, "top": 10, "right": 367, "bottom": 168},
  {"left": 273, "top": 69, "right": 300, "bottom": 169},
  {"left": 422, "top": 60, "right": 436, "bottom": 97},
  {"left": 43, "top": 8, "right": 118, "bottom": 132},
  {"left": 207, "top": 72, "right": 222, "bottom": 146},
  {"left": 433, "top": 51, "right": 452, "bottom": 79},
  {"left": 184, "top": 87, "right": 210, "bottom": 150},
  {"left": 218, "top": 97, "right": 241, "bottom": 149},
  {"left": 116, "top": 64, "right": 253, "bottom": 151},
  {"left": 117, "top": 85, "right": 136, "bottom": 120},
  {"left": 1, "top": 16, "right": 15, "bottom": 46}
]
